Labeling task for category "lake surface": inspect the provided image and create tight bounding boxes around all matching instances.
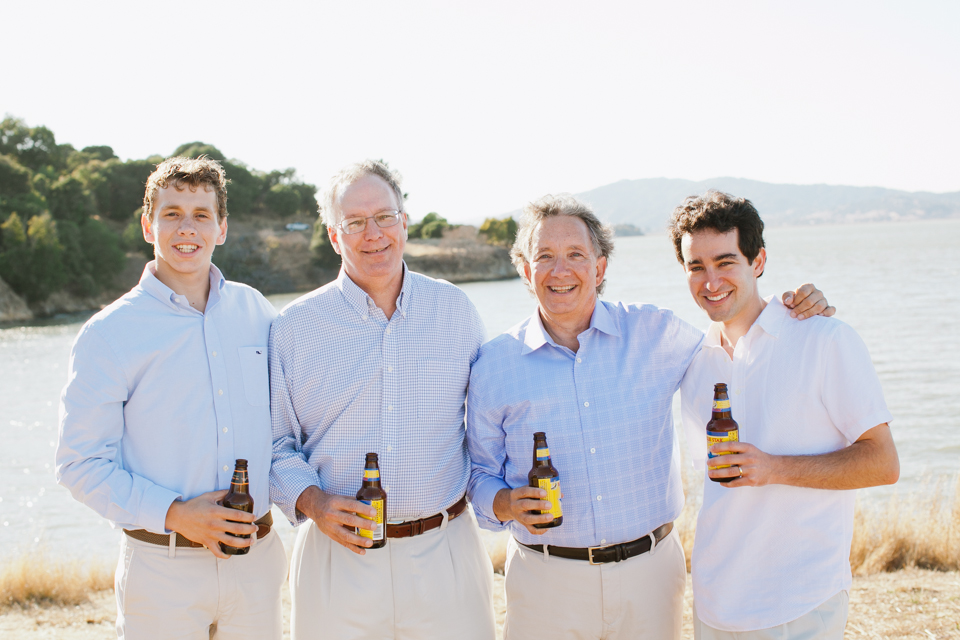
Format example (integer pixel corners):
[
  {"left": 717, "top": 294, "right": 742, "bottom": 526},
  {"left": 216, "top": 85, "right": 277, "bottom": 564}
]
[{"left": 2, "top": 219, "right": 958, "bottom": 562}]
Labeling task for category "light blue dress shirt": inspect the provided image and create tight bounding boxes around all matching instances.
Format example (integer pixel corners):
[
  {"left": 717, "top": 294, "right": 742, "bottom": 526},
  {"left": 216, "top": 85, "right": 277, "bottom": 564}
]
[
  {"left": 269, "top": 266, "right": 485, "bottom": 525},
  {"left": 467, "top": 299, "right": 704, "bottom": 548},
  {"left": 56, "top": 262, "right": 276, "bottom": 534}
]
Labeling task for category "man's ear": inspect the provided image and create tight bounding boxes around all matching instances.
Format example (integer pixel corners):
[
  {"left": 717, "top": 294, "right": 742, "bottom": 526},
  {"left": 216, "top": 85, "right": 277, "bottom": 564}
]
[
  {"left": 328, "top": 227, "right": 341, "bottom": 255},
  {"left": 753, "top": 247, "right": 767, "bottom": 278},
  {"left": 216, "top": 217, "right": 228, "bottom": 246},
  {"left": 595, "top": 255, "right": 607, "bottom": 287},
  {"left": 141, "top": 212, "right": 155, "bottom": 243}
]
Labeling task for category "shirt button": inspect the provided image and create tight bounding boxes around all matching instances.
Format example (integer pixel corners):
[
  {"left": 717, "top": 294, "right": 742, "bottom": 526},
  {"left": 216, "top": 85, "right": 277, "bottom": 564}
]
[
  {"left": 601, "top": 539, "right": 606, "bottom": 545},
  {"left": 386, "top": 328, "right": 392, "bottom": 335},
  {"left": 386, "top": 445, "right": 393, "bottom": 452},
  {"left": 387, "top": 366, "right": 393, "bottom": 373},
  {"left": 212, "top": 351, "right": 217, "bottom": 357},
  {"left": 218, "top": 389, "right": 223, "bottom": 396},
  {"left": 174, "top": 297, "right": 180, "bottom": 303},
  {"left": 222, "top": 427, "right": 228, "bottom": 433},
  {"left": 583, "top": 401, "right": 589, "bottom": 407},
  {"left": 736, "top": 389, "right": 742, "bottom": 395},
  {"left": 385, "top": 486, "right": 391, "bottom": 493},
  {"left": 590, "top": 448, "right": 596, "bottom": 454},
  {"left": 387, "top": 405, "right": 393, "bottom": 411},
  {"left": 223, "top": 465, "right": 229, "bottom": 472},
  {"left": 576, "top": 357, "right": 582, "bottom": 363},
  {"left": 597, "top": 495, "right": 602, "bottom": 501}
]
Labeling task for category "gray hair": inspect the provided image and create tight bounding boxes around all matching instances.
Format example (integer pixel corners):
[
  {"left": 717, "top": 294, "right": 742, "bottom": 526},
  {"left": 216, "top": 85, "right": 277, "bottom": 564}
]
[
  {"left": 320, "top": 159, "right": 404, "bottom": 227},
  {"left": 510, "top": 194, "right": 615, "bottom": 295}
]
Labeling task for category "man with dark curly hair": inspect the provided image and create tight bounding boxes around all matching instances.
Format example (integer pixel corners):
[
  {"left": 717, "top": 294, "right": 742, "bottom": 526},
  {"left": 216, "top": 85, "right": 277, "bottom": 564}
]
[
  {"left": 671, "top": 191, "right": 899, "bottom": 639},
  {"left": 57, "top": 156, "right": 286, "bottom": 639}
]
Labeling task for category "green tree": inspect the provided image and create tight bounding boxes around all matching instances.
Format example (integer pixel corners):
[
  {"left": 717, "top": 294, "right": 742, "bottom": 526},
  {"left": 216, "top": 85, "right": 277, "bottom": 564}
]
[
  {"left": 0, "top": 213, "right": 67, "bottom": 302},
  {"left": 172, "top": 142, "right": 226, "bottom": 162},
  {"left": 264, "top": 184, "right": 301, "bottom": 218},
  {"left": 310, "top": 221, "right": 341, "bottom": 268},
  {"left": 0, "top": 154, "right": 47, "bottom": 220},
  {"left": 408, "top": 212, "right": 450, "bottom": 239},
  {"left": 48, "top": 174, "right": 95, "bottom": 224},
  {"left": 479, "top": 216, "right": 518, "bottom": 247}
]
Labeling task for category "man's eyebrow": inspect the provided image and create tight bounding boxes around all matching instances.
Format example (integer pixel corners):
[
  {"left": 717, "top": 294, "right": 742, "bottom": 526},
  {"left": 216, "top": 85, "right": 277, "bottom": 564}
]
[{"left": 713, "top": 253, "right": 739, "bottom": 261}]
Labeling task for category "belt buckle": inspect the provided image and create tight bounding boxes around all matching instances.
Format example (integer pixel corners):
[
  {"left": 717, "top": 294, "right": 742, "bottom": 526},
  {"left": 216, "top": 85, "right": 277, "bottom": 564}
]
[{"left": 587, "top": 543, "right": 611, "bottom": 565}]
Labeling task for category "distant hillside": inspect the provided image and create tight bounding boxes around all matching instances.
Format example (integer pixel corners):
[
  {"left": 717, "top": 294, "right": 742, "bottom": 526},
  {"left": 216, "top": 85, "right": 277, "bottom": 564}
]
[{"left": 530, "top": 178, "right": 960, "bottom": 232}]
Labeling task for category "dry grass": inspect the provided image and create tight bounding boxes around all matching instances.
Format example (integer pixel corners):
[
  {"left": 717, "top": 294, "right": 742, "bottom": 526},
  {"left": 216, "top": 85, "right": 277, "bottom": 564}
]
[
  {"left": 0, "top": 552, "right": 113, "bottom": 609},
  {"left": 851, "top": 475, "right": 960, "bottom": 575}
]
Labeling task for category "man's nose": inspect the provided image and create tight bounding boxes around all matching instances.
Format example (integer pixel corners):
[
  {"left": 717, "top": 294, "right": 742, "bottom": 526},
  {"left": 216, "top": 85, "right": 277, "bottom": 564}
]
[
  {"left": 362, "top": 218, "right": 384, "bottom": 240},
  {"left": 551, "top": 256, "right": 571, "bottom": 275}
]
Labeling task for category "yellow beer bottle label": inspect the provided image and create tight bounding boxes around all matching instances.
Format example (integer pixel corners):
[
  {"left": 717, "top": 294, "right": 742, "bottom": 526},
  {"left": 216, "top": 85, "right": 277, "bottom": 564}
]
[
  {"left": 358, "top": 499, "right": 385, "bottom": 540},
  {"left": 706, "top": 430, "right": 739, "bottom": 469},
  {"left": 364, "top": 469, "right": 380, "bottom": 481},
  {"left": 538, "top": 478, "right": 563, "bottom": 519},
  {"left": 712, "top": 399, "right": 731, "bottom": 410},
  {"left": 536, "top": 448, "right": 550, "bottom": 461}
]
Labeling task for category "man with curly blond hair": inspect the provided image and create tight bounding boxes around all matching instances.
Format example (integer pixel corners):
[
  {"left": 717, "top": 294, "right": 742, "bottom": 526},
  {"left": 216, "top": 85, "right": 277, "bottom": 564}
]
[{"left": 57, "top": 156, "right": 286, "bottom": 639}]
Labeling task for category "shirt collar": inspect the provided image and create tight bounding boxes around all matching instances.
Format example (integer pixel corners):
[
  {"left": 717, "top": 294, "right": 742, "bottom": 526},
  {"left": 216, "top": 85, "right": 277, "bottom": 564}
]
[
  {"left": 335, "top": 262, "right": 412, "bottom": 321},
  {"left": 521, "top": 298, "right": 620, "bottom": 355},
  {"left": 703, "top": 293, "right": 787, "bottom": 348},
  {"left": 138, "top": 261, "right": 225, "bottom": 311}
]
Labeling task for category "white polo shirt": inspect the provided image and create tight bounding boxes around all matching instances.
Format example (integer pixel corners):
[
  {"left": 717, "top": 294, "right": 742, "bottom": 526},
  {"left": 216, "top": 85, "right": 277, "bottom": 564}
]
[{"left": 680, "top": 295, "right": 892, "bottom": 632}]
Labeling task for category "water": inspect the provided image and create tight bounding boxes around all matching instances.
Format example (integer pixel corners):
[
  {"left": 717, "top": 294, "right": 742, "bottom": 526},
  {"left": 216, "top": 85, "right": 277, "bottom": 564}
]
[{"left": 2, "top": 220, "right": 958, "bottom": 563}]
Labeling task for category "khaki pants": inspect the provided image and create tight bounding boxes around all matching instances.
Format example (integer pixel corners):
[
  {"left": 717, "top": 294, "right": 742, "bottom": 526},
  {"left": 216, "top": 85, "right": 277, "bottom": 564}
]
[
  {"left": 503, "top": 528, "right": 687, "bottom": 640},
  {"left": 115, "top": 528, "right": 287, "bottom": 639},
  {"left": 289, "top": 508, "right": 496, "bottom": 640},
  {"left": 693, "top": 590, "right": 849, "bottom": 640}
]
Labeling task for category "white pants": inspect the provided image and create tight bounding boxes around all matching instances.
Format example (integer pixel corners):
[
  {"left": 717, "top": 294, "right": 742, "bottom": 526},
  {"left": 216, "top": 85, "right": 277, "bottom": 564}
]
[
  {"left": 503, "top": 528, "right": 687, "bottom": 640},
  {"left": 115, "top": 528, "right": 287, "bottom": 639},
  {"left": 693, "top": 590, "right": 849, "bottom": 640},
  {"left": 289, "top": 508, "right": 496, "bottom": 640}
]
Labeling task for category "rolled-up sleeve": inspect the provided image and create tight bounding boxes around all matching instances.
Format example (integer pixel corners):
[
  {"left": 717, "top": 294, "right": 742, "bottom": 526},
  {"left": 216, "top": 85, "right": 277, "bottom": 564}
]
[
  {"left": 268, "top": 321, "right": 323, "bottom": 526},
  {"left": 56, "top": 325, "right": 181, "bottom": 533}
]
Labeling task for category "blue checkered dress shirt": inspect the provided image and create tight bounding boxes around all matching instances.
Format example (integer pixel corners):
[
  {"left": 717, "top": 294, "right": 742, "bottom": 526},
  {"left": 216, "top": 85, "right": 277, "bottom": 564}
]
[
  {"left": 269, "top": 266, "right": 485, "bottom": 525},
  {"left": 467, "top": 300, "right": 704, "bottom": 548}
]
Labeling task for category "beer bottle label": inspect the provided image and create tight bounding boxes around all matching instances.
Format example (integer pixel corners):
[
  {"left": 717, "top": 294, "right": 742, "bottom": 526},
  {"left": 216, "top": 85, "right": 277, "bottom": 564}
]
[
  {"left": 706, "top": 429, "right": 739, "bottom": 469},
  {"left": 712, "top": 399, "right": 731, "bottom": 410},
  {"left": 364, "top": 469, "right": 380, "bottom": 481},
  {"left": 536, "top": 448, "right": 550, "bottom": 461},
  {"left": 537, "top": 477, "right": 563, "bottom": 519},
  {"left": 357, "top": 499, "right": 385, "bottom": 541}
]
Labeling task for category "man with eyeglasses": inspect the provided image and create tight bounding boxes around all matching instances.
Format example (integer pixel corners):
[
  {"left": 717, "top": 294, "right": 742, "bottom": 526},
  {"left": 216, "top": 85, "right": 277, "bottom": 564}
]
[{"left": 269, "top": 160, "right": 496, "bottom": 639}]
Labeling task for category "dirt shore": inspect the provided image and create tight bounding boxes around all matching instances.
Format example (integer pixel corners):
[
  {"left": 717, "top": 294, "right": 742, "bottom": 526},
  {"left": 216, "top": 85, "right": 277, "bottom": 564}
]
[{"left": 2, "top": 568, "right": 957, "bottom": 639}]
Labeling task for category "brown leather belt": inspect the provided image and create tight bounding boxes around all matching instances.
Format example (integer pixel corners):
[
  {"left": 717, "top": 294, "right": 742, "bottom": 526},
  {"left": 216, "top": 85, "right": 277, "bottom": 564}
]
[
  {"left": 386, "top": 495, "right": 467, "bottom": 539},
  {"left": 124, "top": 512, "right": 273, "bottom": 548},
  {"left": 520, "top": 522, "right": 673, "bottom": 565}
]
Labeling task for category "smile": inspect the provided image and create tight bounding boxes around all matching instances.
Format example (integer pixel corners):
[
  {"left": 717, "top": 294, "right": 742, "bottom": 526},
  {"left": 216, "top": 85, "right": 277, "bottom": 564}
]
[
  {"left": 363, "top": 246, "right": 390, "bottom": 254},
  {"left": 548, "top": 285, "right": 575, "bottom": 293},
  {"left": 706, "top": 291, "right": 731, "bottom": 302},
  {"left": 175, "top": 244, "right": 199, "bottom": 253}
]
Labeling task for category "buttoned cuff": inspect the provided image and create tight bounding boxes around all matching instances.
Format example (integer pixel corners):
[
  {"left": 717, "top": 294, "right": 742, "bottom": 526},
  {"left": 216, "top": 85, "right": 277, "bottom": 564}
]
[
  {"left": 140, "top": 484, "right": 183, "bottom": 534},
  {"left": 272, "top": 471, "right": 322, "bottom": 527},
  {"left": 470, "top": 477, "right": 511, "bottom": 532}
]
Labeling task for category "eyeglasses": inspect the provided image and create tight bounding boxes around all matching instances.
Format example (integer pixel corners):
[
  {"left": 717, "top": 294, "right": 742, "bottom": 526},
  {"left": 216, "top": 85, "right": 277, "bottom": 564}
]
[{"left": 337, "top": 210, "right": 403, "bottom": 235}]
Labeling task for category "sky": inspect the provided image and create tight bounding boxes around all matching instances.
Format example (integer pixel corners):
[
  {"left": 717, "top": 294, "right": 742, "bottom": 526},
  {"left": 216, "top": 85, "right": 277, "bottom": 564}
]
[{"left": 2, "top": 1, "right": 958, "bottom": 224}]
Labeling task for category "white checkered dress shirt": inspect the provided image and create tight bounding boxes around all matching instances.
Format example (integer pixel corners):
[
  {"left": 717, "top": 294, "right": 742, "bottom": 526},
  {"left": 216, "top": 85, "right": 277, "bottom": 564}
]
[
  {"left": 269, "top": 266, "right": 485, "bottom": 525},
  {"left": 467, "top": 300, "right": 704, "bottom": 548}
]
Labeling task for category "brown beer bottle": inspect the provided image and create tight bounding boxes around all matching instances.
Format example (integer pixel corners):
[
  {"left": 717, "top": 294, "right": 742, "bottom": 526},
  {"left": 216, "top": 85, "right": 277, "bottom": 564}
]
[
  {"left": 706, "top": 383, "right": 740, "bottom": 483},
  {"left": 221, "top": 459, "right": 254, "bottom": 555},
  {"left": 528, "top": 432, "right": 563, "bottom": 528},
  {"left": 355, "top": 453, "right": 387, "bottom": 548}
]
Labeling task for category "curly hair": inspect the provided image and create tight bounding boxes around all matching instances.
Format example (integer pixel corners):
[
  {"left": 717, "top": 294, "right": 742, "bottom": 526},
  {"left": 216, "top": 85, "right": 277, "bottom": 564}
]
[
  {"left": 510, "top": 194, "right": 615, "bottom": 295},
  {"left": 667, "top": 190, "right": 765, "bottom": 273},
  {"left": 143, "top": 156, "right": 228, "bottom": 221},
  {"left": 320, "top": 160, "right": 404, "bottom": 228}
]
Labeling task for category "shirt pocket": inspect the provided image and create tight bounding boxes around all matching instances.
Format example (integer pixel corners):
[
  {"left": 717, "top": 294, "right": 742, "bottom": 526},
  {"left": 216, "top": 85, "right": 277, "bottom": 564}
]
[
  {"left": 238, "top": 346, "right": 269, "bottom": 407},
  {"left": 416, "top": 357, "right": 470, "bottom": 426}
]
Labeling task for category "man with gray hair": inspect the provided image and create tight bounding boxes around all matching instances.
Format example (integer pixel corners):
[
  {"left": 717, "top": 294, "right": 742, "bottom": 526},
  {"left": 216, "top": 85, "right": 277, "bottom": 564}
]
[
  {"left": 466, "top": 194, "right": 831, "bottom": 639},
  {"left": 269, "top": 160, "right": 495, "bottom": 639}
]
